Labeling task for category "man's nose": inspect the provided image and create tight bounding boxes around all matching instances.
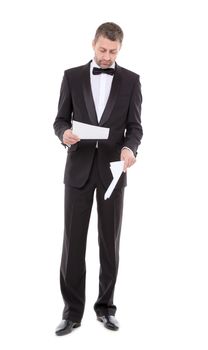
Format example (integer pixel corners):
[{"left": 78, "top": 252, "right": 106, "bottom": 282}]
[{"left": 103, "top": 52, "right": 110, "bottom": 60}]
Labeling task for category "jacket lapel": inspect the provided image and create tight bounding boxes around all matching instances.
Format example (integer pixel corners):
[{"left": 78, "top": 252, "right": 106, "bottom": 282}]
[
  {"left": 99, "top": 63, "right": 121, "bottom": 126},
  {"left": 82, "top": 61, "right": 98, "bottom": 126}
]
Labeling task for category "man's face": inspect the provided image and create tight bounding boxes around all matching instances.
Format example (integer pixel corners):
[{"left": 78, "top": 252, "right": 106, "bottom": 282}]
[{"left": 92, "top": 35, "right": 121, "bottom": 68}]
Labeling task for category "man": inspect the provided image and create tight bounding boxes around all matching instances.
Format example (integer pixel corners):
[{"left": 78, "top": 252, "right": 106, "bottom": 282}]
[{"left": 53, "top": 22, "right": 143, "bottom": 335}]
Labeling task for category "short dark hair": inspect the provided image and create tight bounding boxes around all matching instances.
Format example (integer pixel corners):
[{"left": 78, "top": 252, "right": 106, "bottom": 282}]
[{"left": 94, "top": 22, "right": 124, "bottom": 44}]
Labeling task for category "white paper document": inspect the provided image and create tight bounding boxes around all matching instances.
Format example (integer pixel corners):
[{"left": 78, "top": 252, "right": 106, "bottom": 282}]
[
  {"left": 104, "top": 161, "right": 125, "bottom": 200},
  {"left": 73, "top": 121, "right": 109, "bottom": 139}
]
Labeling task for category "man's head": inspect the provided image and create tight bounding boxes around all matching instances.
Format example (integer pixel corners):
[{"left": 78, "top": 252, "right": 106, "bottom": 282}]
[{"left": 92, "top": 22, "right": 123, "bottom": 68}]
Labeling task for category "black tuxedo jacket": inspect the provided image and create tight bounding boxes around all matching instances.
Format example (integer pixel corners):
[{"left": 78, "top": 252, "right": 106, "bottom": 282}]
[{"left": 53, "top": 61, "right": 143, "bottom": 189}]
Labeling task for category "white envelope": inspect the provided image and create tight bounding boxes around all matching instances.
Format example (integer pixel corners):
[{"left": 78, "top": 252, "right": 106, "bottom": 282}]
[{"left": 73, "top": 121, "right": 109, "bottom": 139}]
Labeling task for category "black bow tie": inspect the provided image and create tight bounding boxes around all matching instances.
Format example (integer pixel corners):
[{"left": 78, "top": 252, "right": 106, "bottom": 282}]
[{"left": 92, "top": 67, "right": 115, "bottom": 76}]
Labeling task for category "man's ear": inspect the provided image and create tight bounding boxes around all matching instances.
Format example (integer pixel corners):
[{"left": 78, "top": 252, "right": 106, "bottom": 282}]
[{"left": 92, "top": 40, "right": 95, "bottom": 49}]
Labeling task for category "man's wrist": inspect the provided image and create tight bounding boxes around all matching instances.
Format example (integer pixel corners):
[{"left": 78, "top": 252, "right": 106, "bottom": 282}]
[{"left": 121, "top": 146, "right": 134, "bottom": 155}]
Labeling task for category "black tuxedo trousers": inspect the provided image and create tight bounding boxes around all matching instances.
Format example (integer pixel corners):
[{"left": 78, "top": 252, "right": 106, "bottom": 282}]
[{"left": 60, "top": 149, "right": 124, "bottom": 322}]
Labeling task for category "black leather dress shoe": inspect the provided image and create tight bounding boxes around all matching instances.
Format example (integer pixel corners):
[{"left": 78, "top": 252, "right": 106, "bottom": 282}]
[
  {"left": 55, "top": 319, "right": 81, "bottom": 336},
  {"left": 97, "top": 315, "right": 119, "bottom": 331}
]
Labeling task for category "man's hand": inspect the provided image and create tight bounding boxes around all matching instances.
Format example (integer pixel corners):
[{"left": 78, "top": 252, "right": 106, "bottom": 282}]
[
  {"left": 120, "top": 148, "right": 136, "bottom": 172},
  {"left": 63, "top": 129, "right": 80, "bottom": 145}
]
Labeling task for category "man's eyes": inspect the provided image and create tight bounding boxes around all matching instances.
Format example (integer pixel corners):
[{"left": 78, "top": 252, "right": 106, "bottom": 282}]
[{"left": 99, "top": 49, "right": 117, "bottom": 54}]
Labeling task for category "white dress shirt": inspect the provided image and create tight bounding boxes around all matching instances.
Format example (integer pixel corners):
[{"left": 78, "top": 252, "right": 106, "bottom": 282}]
[{"left": 90, "top": 59, "right": 115, "bottom": 123}]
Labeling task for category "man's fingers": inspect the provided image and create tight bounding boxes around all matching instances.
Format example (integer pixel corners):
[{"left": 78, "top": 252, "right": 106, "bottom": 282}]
[
  {"left": 66, "top": 139, "right": 77, "bottom": 145},
  {"left": 67, "top": 133, "right": 80, "bottom": 142},
  {"left": 64, "top": 137, "right": 80, "bottom": 145},
  {"left": 123, "top": 160, "right": 127, "bottom": 172},
  {"left": 70, "top": 133, "right": 80, "bottom": 141},
  {"left": 121, "top": 156, "right": 136, "bottom": 172},
  {"left": 63, "top": 129, "right": 80, "bottom": 145}
]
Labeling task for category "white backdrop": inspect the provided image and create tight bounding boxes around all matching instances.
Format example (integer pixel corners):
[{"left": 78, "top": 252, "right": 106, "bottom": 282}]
[{"left": 0, "top": 0, "right": 207, "bottom": 349}]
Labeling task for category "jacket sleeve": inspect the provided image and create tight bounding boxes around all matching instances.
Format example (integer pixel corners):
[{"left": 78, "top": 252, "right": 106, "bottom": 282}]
[
  {"left": 53, "top": 71, "right": 73, "bottom": 146},
  {"left": 123, "top": 75, "right": 143, "bottom": 156}
]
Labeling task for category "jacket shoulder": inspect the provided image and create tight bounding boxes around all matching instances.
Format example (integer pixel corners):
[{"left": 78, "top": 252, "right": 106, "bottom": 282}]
[
  {"left": 64, "top": 62, "right": 90, "bottom": 76},
  {"left": 117, "top": 65, "right": 140, "bottom": 80}
]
